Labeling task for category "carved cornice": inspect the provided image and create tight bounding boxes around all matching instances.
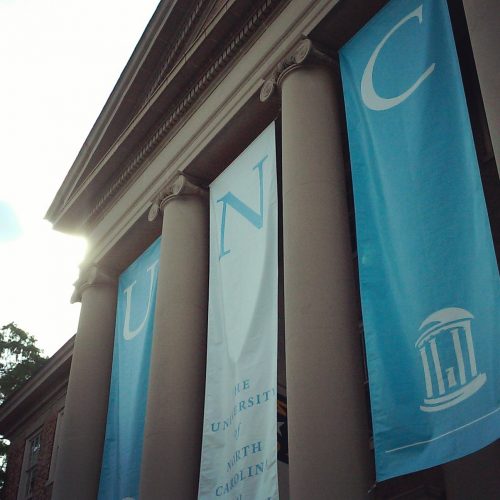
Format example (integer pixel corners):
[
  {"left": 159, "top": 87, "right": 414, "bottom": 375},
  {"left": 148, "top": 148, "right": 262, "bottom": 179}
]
[
  {"left": 148, "top": 173, "right": 208, "bottom": 222},
  {"left": 83, "top": 0, "right": 283, "bottom": 230},
  {"left": 71, "top": 265, "right": 117, "bottom": 303},
  {"left": 260, "top": 38, "right": 335, "bottom": 102},
  {"left": 144, "top": 0, "right": 208, "bottom": 103}
]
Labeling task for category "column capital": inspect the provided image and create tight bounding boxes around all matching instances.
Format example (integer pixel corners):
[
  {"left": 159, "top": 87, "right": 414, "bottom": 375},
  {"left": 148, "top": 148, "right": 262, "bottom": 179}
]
[
  {"left": 260, "top": 39, "right": 336, "bottom": 102},
  {"left": 71, "top": 265, "right": 117, "bottom": 303},
  {"left": 148, "top": 172, "right": 208, "bottom": 222}
]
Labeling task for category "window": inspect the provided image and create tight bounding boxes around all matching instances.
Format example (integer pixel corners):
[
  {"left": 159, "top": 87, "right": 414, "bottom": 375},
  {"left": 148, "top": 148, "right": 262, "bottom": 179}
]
[{"left": 19, "top": 431, "right": 41, "bottom": 500}]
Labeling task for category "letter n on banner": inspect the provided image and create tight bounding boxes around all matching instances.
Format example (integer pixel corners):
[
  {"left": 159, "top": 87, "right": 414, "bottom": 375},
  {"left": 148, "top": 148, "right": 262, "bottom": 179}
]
[
  {"left": 340, "top": 0, "right": 500, "bottom": 481},
  {"left": 98, "top": 238, "right": 161, "bottom": 499},
  {"left": 198, "top": 123, "right": 279, "bottom": 499}
]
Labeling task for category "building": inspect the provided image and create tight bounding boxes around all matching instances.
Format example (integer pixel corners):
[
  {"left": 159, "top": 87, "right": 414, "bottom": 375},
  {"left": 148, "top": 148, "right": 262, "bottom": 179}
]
[
  {"left": 0, "top": 337, "right": 73, "bottom": 500},
  {"left": 15, "top": 0, "right": 500, "bottom": 498}
]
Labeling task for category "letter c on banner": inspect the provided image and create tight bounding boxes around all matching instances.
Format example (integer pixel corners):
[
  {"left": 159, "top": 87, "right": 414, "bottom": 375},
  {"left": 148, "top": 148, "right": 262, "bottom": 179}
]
[
  {"left": 122, "top": 260, "right": 159, "bottom": 341},
  {"left": 361, "top": 5, "right": 436, "bottom": 111}
]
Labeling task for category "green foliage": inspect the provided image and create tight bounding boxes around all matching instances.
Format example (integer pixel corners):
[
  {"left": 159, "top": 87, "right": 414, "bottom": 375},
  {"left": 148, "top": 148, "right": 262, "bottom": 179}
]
[
  {"left": 0, "top": 439, "right": 7, "bottom": 490},
  {"left": 0, "top": 323, "right": 47, "bottom": 490},
  {"left": 0, "top": 322, "right": 47, "bottom": 403}
]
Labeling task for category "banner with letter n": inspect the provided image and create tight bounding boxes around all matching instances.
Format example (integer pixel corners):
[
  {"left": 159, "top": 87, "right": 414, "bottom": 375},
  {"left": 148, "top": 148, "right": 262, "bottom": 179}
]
[
  {"left": 198, "top": 123, "right": 278, "bottom": 499},
  {"left": 98, "top": 238, "right": 161, "bottom": 499},
  {"left": 340, "top": 0, "right": 500, "bottom": 481}
]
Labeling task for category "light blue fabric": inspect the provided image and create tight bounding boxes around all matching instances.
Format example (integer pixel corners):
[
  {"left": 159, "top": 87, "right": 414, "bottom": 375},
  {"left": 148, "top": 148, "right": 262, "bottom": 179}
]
[
  {"left": 340, "top": 0, "right": 500, "bottom": 481},
  {"left": 98, "top": 238, "right": 161, "bottom": 499}
]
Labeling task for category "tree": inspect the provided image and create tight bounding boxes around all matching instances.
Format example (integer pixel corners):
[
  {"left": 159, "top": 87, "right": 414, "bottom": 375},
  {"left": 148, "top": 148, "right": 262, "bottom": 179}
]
[
  {"left": 0, "top": 323, "right": 47, "bottom": 489},
  {"left": 0, "top": 323, "right": 47, "bottom": 402}
]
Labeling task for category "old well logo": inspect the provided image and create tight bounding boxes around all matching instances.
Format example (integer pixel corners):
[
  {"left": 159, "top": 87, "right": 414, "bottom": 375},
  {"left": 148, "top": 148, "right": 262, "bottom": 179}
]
[{"left": 416, "top": 307, "right": 486, "bottom": 412}]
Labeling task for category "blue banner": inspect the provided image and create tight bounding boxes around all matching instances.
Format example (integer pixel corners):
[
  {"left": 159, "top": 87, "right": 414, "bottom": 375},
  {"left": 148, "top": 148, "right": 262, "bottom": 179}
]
[
  {"left": 198, "top": 123, "right": 278, "bottom": 499},
  {"left": 340, "top": 0, "right": 500, "bottom": 481},
  {"left": 98, "top": 238, "right": 161, "bottom": 499}
]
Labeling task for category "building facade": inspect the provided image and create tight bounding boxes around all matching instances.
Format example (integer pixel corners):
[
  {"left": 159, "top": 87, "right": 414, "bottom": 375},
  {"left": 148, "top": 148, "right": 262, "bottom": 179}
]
[
  {"left": 0, "top": 337, "right": 73, "bottom": 500},
  {"left": 40, "top": 0, "right": 499, "bottom": 498}
]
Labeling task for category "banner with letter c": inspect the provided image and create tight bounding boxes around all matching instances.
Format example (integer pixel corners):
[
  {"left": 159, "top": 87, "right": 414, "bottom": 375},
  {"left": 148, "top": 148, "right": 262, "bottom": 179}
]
[
  {"left": 198, "top": 123, "right": 278, "bottom": 499},
  {"left": 340, "top": 0, "right": 500, "bottom": 481},
  {"left": 98, "top": 238, "right": 161, "bottom": 499}
]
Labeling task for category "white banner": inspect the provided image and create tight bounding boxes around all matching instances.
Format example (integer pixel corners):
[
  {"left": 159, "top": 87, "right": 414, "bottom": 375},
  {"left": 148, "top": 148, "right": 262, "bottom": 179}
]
[{"left": 198, "top": 123, "right": 278, "bottom": 499}]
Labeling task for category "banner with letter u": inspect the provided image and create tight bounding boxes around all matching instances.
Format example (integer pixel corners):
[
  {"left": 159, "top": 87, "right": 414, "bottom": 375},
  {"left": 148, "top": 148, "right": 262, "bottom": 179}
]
[
  {"left": 198, "top": 123, "right": 278, "bottom": 499},
  {"left": 98, "top": 238, "right": 161, "bottom": 499},
  {"left": 340, "top": 0, "right": 500, "bottom": 481}
]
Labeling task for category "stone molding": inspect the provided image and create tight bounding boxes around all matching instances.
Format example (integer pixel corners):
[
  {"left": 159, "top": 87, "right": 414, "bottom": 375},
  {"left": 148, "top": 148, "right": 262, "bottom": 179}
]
[
  {"left": 260, "top": 38, "right": 335, "bottom": 102},
  {"left": 148, "top": 173, "right": 208, "bottom": 222},
  {"left": 83, "top": 0, "right": 282, "bottom": 230},
  {"left": 71, "top": 266, "right": 117, "bottom": 304},
  {"left": 144, "top": 0, "right": 209, "bottom": 103}
]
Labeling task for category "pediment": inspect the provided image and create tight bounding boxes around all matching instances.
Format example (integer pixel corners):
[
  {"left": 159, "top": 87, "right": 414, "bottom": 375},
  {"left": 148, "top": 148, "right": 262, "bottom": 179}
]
[
  {"left": 46, "top": 0, "right": 285, "bottom": 233},
  {"left": 45, "top": 0, "right": 214, "bottom": 225}
]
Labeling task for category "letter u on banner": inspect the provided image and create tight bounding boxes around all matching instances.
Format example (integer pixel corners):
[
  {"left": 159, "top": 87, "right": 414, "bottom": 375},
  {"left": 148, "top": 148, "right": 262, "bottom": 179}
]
[
  {"left": 198, "top": 123, "right": 279, "bottom": 499},
  {"left": 98, "top": 238, "right": 161, "bottom": 499},
  {"left": 340, "top": 0, "right": 500, "bottom": 481}
]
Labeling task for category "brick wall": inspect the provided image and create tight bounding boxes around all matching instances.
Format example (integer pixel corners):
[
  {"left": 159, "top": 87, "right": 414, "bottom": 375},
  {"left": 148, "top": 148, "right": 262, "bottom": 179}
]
[
  {"left": 3, "top": 440, "right": 24, "bottom": 500},
  {"left": 2, "top": 410, "right": 59, "bottom": 500}
]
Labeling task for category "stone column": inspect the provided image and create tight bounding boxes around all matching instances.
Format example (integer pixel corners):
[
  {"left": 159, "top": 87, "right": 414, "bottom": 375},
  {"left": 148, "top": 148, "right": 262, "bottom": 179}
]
[
  {"left": 462, "top": 0, "right": 500, "bottom": 177},
  {"left": 261, "top": 40, "right": 373, "bottom": 498},
  {"left": 52, "top": 266, "right": 117, "bottom": 500},
  {"left": 140, "top": 174, "right": 209, "bottom": 499}
]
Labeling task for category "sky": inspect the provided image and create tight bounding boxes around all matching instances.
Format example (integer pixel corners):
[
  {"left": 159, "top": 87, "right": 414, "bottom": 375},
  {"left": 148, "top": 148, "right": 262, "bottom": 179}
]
[{"left": 0, "top": 0, "right": 161, "bottom": 356}]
